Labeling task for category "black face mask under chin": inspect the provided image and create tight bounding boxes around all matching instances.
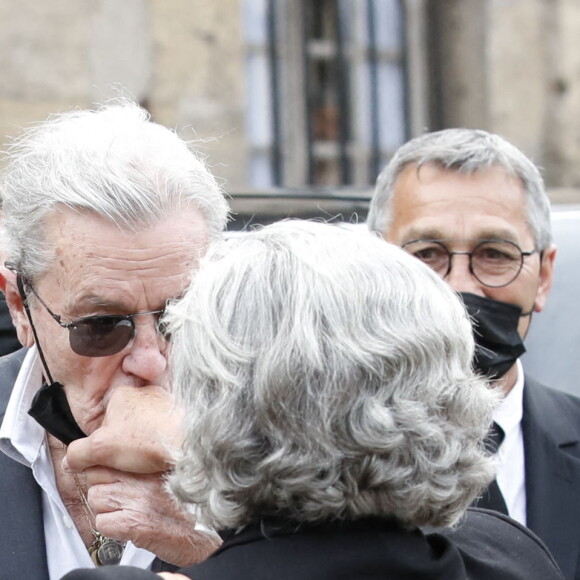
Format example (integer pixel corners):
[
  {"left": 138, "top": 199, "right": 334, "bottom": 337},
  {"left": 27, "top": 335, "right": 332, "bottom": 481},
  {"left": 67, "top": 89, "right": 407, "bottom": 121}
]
[
  {"left": 28, "top": 381, "right": 87, "bottom": 445},
  {"left": 459, "top": 292, "right": 529, "bottom": 380},
  {"left": 17, "top": 274, "right": 86, "bottom": 444}
]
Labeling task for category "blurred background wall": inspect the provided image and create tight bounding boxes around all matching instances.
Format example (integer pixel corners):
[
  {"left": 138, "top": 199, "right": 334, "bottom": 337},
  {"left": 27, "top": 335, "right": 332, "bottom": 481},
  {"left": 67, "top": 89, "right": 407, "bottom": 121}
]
[{"left": 1, "top": 0, "right": 579, "bottom": 203}]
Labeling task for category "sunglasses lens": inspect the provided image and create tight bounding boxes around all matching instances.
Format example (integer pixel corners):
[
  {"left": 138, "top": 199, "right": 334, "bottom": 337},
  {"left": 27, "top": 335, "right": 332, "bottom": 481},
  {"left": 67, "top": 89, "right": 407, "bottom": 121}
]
[{"left": 69, "top": 317, "right": 134, "bottom": 357}]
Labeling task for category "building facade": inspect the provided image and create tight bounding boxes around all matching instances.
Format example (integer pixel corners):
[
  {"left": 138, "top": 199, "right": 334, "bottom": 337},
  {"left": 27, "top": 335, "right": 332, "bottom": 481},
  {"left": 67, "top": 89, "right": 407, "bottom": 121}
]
[{"left": 1, "top": 0, "right": 579, "bottom": 202}]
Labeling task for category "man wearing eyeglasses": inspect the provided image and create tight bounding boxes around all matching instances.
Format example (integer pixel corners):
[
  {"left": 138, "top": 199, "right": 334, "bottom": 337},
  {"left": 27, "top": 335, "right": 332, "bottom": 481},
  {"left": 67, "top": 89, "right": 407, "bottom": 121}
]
[
  {"left": 0, "top": 101, "right": 228, "bottom": 579},
  {"left": 367, "top": 128, "right": 580, "bottom": 580}
]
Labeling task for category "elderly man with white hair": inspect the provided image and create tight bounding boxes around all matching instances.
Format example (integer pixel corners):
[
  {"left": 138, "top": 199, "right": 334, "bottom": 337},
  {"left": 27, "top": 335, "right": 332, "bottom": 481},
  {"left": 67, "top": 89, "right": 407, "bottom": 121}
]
[
  {"left": 0, "top": 101, "right": 228, "bottom": 578},
  {"left": 61, "top": 220, "right": 563, "bottom": 580}
]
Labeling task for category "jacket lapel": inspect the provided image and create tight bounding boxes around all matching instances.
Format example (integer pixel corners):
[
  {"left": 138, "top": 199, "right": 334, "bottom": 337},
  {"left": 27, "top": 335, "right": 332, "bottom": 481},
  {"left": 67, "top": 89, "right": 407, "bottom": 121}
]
[
  {"left": 0, "top": 451, "right": 49, "bottom": 578},
  {"left": 523, "top": 375, "right": 580, "bottom": 580},
  {"left": 0, "top": 349, "right": 50, "bottom": 579}
]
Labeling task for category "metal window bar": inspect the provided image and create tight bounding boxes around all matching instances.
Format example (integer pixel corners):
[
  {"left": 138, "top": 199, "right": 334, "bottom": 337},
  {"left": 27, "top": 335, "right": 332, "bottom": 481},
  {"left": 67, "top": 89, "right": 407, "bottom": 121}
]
[
  {"left": 400, "top": 0, "right": 411, "bottom": 157},
  {"left": 335, "top": 2, "right": 352, "bottom": 183},
  {"left": 366, "top": 0, "right": 381, "bottom": 182},
  {"left": 267, "top": 0, "right": 282, "bottom": 185},
  {"left": 301, "top": 0, "right": 315, "bottom": 184}
]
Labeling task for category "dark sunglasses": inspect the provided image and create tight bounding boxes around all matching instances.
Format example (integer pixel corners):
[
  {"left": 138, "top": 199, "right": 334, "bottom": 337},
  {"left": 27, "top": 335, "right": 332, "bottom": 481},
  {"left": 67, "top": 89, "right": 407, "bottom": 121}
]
[{"left": 14, "top": 271, "right": 168, "bottom": 357}]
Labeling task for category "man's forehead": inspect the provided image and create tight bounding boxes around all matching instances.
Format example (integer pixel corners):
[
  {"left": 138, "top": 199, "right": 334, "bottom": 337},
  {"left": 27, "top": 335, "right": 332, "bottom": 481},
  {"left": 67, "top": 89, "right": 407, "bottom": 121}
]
[
  {"left": 388, "top": 162, "right": 532, "bottom": 242},
  {"left": 40, "top": 206, "right": 208, "bottom": 309},
  {"left": 46, "top": 206, "right": 208, "bottom": 257},
  {"left": 52, "top": 260, "right": 193, "bottom": 317}
]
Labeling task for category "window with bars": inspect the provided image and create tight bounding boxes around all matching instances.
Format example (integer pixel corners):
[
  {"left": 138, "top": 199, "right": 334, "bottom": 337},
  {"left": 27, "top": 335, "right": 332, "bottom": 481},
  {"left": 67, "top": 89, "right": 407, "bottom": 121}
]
[{"left": 244, "top": 0, "right": 408, "bottom": 188}]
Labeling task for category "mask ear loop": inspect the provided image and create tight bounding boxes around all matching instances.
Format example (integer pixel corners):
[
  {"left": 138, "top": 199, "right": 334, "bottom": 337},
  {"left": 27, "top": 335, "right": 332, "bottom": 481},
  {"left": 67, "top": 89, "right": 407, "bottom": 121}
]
[
  {"left": 16, "top": 273, "right": 56, "bottom": 384},
  {"left": 14, "top": 271, "right": 86, "bottom": 443}
]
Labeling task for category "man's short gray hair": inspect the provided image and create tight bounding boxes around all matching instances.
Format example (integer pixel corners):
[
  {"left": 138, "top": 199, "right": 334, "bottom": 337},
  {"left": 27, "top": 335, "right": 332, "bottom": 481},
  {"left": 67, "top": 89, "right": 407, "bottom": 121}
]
[
  {"left": 1, "top": 100, "right": 229, "bottom": 280},
  {"left": 165, "top": 220, "right": 498, "bottom": 531},
  {"left": 367, "top": 128, "right": 552, "bottom": 250}
]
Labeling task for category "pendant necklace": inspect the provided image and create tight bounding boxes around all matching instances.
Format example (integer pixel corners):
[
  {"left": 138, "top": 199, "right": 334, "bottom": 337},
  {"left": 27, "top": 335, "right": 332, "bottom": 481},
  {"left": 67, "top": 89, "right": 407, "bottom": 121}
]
[
  {"left": 63, "top": 441, "right": 126, "bottom": 566},
  {"left": 34, "top": 328, "right": 125, "bottom": 566}
]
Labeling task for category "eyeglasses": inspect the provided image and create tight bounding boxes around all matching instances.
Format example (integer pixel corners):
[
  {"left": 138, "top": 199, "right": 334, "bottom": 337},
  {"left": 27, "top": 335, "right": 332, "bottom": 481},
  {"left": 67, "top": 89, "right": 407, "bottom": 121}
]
[
  {"left": 401, "top": 239, "right": 538, "bottom": 288},
  {"left": 23, "top": 281, "right": 168, "bottom": 357}
]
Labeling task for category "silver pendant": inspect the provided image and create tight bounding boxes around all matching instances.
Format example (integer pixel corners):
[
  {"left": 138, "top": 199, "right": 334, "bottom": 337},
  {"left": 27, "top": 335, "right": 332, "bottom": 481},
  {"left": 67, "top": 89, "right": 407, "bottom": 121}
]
[
  {"left": 89, "top": 534, "right": 125, "bottom": 566},
  {"left": 97, "top": 538, "right": 125, "bottom": 566}
]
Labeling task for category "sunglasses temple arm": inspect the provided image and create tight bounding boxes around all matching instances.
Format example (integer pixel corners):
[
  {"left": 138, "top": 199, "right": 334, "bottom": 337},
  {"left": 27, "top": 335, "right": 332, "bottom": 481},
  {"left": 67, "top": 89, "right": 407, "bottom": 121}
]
[{"left": 16, "top": 274, "right": 56, "bottom": 385}]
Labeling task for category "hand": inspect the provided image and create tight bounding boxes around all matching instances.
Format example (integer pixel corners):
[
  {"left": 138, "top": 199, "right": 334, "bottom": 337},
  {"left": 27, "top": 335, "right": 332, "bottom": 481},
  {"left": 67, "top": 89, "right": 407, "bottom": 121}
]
[
  {"left": 64, "top": 385, "right": 184, "bottom": 474},
  {"left": 158, "top": 575, "right": 191, "bottom": 580},
  {"left": 84, "top": 465, "right": 221, "bottom": 567},
  {"left": 62, "top": 385, "right": 219, "bottom": 566}
]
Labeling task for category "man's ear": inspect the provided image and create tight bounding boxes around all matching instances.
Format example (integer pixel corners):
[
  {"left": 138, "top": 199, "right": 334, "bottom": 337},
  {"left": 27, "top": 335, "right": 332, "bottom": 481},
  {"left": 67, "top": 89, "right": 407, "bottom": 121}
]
[
  {"left": 533, "top": 244, "right": 557, "bottom": 313},
  {"left": 0, "top": 265, "right": 34, "bottom": 347}
]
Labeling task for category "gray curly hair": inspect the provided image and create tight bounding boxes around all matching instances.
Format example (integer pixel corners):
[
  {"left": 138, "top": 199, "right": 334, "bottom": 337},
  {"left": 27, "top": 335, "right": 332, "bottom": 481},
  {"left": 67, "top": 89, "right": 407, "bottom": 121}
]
[
  {"left": 367, "top": 128, "right": 552, "bottom": 250},
  {"left": 1, "top": 99, "right": 229, "bottom": 281},
  {"left": 165, "top": 220, "right": 498, "bottom": 531}
]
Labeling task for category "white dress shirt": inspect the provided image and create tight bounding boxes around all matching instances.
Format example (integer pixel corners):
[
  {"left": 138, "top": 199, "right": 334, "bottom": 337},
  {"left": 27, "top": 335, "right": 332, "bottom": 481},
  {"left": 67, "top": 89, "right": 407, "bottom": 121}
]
[
  {"left": 493, "top": 359, "right": 526, "bottom": 525},
  {"left": 0, "top": 347, "right": 156, "bottom": 579}
]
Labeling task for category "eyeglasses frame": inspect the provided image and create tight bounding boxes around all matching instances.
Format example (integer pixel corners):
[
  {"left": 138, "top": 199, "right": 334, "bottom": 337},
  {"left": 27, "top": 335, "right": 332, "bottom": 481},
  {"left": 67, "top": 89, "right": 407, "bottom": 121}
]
[
  {"left": 5, "top": 262, "right": 167, "bottom": 356},
  {"left": 24, "top": 281, "right": 165, "bottom": 336},
  {"left": 401, "top": 238, "right": 540, "bottom": 288}
]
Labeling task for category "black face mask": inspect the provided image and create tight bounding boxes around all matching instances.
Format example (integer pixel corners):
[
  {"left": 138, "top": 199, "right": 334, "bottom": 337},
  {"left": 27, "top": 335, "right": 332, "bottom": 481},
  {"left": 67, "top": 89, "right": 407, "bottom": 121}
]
[
  {"left": 16, "top": 274, "right": 87, "bottom": 445},
  {"left": 459, "top": 292, "right": 528, "bottom": 380},
  {"left": 28, "top": 381, "right": 86, "bottom": 445}
]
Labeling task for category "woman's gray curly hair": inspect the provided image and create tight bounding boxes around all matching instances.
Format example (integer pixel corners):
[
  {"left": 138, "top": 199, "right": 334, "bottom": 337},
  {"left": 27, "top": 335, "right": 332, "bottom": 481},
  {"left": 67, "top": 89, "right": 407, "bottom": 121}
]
[{"left": 165, "top": 220, "right": 498, "bottom": 531}]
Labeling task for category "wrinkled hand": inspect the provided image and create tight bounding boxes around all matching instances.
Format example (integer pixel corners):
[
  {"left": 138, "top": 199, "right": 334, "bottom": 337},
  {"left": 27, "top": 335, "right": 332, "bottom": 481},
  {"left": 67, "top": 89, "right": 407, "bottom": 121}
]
[
  {"left": 64, "top": 385, "right": 183, "bottom": 474},
  {"left": 62, "top": 385, "right": 220, "bottom": 566},
  {"left": 83, "top": 466, "right": 220, "bottom": 566}
]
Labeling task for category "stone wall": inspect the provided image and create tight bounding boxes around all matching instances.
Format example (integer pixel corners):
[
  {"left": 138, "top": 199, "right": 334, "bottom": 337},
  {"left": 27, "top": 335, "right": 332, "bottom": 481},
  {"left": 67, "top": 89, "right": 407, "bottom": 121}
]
[
  {"left": 1, "top": 0, "right": 580, "bottom": 202},
  {"left": 428, "top": 0, "right": 580, "bottom": 202},
  {"left": 0, "top": 0, "right": 248, "bottom": 187}
]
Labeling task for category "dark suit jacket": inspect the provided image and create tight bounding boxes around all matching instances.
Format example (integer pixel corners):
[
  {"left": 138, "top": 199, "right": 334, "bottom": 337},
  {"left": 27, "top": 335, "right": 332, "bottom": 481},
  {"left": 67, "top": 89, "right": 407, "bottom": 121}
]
[
  {"left": 0, "top": 294, "right": 21, "bottom": 357},
  {"left": 523, "top": 375, "right": 580, "bottom": 580},
  {"left": 0, "top": 349, "right": 177, "bottom": 578},
  {"left": 61, "top": 509, "right": 563, "bottom": 580},
  {"left": 0, "top": 350, "right": 47, "bottom": 578}
]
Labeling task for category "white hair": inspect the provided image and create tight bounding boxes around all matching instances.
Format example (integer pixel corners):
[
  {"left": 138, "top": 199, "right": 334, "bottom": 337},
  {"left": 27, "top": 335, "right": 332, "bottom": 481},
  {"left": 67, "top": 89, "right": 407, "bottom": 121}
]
[
  {"left": 1, "top": 100, "right": 229, "bottom": 280},
  {"left": 367, "top": 128, "right": 552, "bottom": 250},
  {"left": 165, "top": 220, "right": 498, "bottom": 531}
]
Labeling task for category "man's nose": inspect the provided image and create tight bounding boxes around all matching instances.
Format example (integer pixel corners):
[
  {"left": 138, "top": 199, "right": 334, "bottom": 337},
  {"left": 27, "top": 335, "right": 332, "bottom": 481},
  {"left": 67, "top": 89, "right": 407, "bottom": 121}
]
[
  {"left": 444, "top": 253, "right": 484, "bottom": 295},
  {"left": 121, "top": 317, "right": 167, "bottom": 383}
]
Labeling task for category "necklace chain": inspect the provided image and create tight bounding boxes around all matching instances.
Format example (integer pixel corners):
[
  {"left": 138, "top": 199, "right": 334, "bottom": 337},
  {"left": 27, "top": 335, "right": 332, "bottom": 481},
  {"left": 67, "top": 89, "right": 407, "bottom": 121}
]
[{"left": 61, "top": 442, "right": 126, "bottom": 566}]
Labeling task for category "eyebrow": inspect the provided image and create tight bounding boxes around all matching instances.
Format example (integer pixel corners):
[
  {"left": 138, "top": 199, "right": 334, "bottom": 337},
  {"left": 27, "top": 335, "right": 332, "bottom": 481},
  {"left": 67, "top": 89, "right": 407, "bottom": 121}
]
[
  {"left": 402, "top": 228, "right": 520, "bottom": 245},
  {"left": 63, "top": 294, "right": 136, "bottom": 318}
]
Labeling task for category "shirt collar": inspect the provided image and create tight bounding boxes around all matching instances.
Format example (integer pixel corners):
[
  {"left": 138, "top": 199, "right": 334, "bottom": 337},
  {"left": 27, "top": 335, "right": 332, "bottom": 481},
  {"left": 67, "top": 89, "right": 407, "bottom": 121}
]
[{"left": 0, "top": 346, "right": 46, "bottom": 466}]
